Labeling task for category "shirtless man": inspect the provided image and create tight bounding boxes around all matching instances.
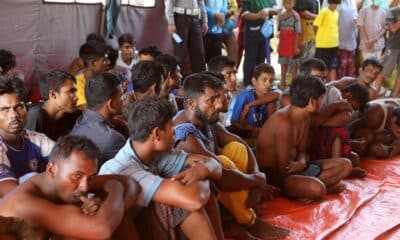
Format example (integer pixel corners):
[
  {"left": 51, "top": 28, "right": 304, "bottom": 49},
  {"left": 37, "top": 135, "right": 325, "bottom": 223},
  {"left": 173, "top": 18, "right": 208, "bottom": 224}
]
[
  {"left": 329, "top": 58, "right": 383, "bottom": 100},
  {"left": 350, "top": 99, "right": 400, "bottom": 158},
  {"left": 257, "top": 75, "right": 352, "bottom": 201},
  {"left": 0, "top": 135, "right": 140, "bottom": 239}
]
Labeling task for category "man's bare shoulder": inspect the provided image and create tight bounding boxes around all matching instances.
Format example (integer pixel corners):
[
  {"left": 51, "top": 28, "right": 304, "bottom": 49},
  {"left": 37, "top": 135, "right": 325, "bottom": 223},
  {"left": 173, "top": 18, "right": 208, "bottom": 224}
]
[
  {"left": 264, "top": 108, "right": 291, "bottom": 129},
  {"left": 0, "top": 180, "right": 38, "bottom": 216}
]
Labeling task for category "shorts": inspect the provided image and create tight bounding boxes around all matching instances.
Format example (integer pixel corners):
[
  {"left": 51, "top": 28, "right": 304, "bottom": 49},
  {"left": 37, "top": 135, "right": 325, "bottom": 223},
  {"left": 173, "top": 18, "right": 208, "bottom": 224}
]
[
  {"left": 135, "top": 203, "right": 189, "bottom": 240},
  {"left": 278, "top": 56, "right": 298, "bottom": 66},
  {"left": 300, "top": 40, "right": 316, "bottom": 59},
  {"left": 298, "top": 161, "right": 322, "bottom": 177},
  {"left": 315, "top": 47, "right": 338, "bottom": 69},
  {"left": 380, "top": 48, "right": 400, "bottom": 78}
]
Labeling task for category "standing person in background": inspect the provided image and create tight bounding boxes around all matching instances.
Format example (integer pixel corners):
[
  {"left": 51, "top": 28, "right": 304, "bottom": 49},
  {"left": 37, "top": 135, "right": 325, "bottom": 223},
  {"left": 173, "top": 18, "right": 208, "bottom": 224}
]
[
  {"left": 294, "top": 0, "right": 319, "bottom": 61},
  {"left": 204, "top": 0, "right": 228, "bottom": 63},
  {"left": 337, "top": 0, "right": 358, "bottom": 79},
  {"left": 357, "top": 0, "right": 387, "bottom": 60},
  {"left": 313, "top": 0, "right": 341, "bottom": 82},
  {"left": 375, "top": 5, "right": 400, "bottom": 97},
  {"left": 165, "top": 0, "right": 208, "bottom": 74},
  {"left": 242, "top": 0, "right": 279, "bottom": 87},
  {"left": 222, "top": 0, "right": 239, "bottom": 64}
]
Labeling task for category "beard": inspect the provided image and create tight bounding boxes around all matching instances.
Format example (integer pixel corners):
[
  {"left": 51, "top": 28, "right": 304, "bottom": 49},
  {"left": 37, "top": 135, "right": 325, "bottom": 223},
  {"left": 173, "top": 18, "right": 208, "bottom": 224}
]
[{"left": 194, "top": 107, "right": 220, "bottom": 124}]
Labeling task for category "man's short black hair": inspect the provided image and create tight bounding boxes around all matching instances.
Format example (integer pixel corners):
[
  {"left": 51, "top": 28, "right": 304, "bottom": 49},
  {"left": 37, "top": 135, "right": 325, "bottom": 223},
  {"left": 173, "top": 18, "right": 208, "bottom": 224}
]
[
  {"left": 0, "top": 76, "right": 27, "bottom": 101},
  {"left": 86, "top": 33, "right": 105, "bottom": 45},
  {"left": 79, "top": 42, "right": 107, "bottom": 68},
  {"left": 183, "top": 72, "right": 224, "bottom": 100},
  {"left": 49, "top": 135, "right": 101, "bottom": 164},
  {"left": 106, "top": 45, "right": 119, "bottom": 69},
  {"left": 290, "top": 74, "right": 326, "bottom": 108},
  {"left": 361, "top": 57, "right": 383, "bottom": 70},
  {"left": 127, "top": 96, "right": 176, "bottom": 142},
  {"left": 0, "top": 49, "right": 16, "bottom": 75},
  {"left": 138, "top": 46, "right": 163, "bottom": 58},
  {"left": 154, "top": 54, "right": 179, "bottom": 77},
  {"left": 299, "top": 58, "right": 327, "bottom": 74},
  {"left": 85, "top": 72, "right": 121, "bottom": 110},
  {"left": 253, "top": 63, "right": 275, "bottom": 79},
  {"left": 342, "top": 83, "right": 370, "bottom": 112},
  {"left": 207, "top": 56, "right": 236, "bottom": 73},
  {"left": 131, "top": 61, "right": 164, "bottom": 93},
  {"left": 392, "top": 108, "right": 400, "bottom": 127},
  {"left": 328, "top": 0, "right": 341, "bottom": 3},
  {"left": 39, "top": 70, "right": 76, "bottom": 100},
  {"left": 118, "top": 33, "right": 135, "bottom": 47}
]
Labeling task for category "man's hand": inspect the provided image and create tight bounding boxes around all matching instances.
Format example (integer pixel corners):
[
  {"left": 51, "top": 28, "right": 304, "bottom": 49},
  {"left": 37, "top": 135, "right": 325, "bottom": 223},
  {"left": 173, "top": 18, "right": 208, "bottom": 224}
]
[
  {"left": 80, "top": 196, "right": 102, "bottom": 216},
  {"left": 167, "top": 24, "right": 176, "bottom": 35},
  {"left": 252, "top": 171, "right": 267, "bottom": 188},
  {"left": 285, "top": 161, "right": 306, "bottom": 174},
  {"left": 295, "top": 46, "right": 301, "bottom": 56},
  {"left": 172, "top": 162, "right": 210, "bottom": 185},
  {"left": 202, "top": 22, "right": 208, "bottom": 36},
  {"left": 365, "top": 39, "right": 375, "bottom": 50},
  {"left": 258, "top": 8, "right": 270, "bottom": 19},
  {"left": 214, "top": 12, "right": 225, "bottom": 27}
]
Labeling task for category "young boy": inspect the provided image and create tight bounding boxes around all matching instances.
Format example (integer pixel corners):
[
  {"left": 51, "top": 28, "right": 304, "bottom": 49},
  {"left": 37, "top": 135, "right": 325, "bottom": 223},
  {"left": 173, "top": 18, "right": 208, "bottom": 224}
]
[
  {"left": 231, "top": 63, "right": 280, "bottom": 138},
  {"left": 313, "top": 0, "right": 341, "bottom": 81},
  {"left": 75, "top": 41, "right": 108, "bottom": 109},
  {"left": 278, "top": 0, "right": 301, "bottom": 89},
  {"left": 257, "top": 74, "right": 352, "bottom": 201},
  {"left": 115, "top": 33, "right": 137, "bottom": 83}
]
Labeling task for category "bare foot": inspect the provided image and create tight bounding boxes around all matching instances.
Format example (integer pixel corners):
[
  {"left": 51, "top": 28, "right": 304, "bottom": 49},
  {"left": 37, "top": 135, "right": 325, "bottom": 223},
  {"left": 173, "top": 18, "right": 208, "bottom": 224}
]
[
  {"left": 246, "top": 218, "right": 289, "bottom": 240},
  {"left": 349, "top": 167, "right": 367, "bottom": 179},
  {"left": 327, "top": 182, "right": 346, "bottom": 194},
  {"left": 223, "top": 221, "right": 257, "bottom": 240}
]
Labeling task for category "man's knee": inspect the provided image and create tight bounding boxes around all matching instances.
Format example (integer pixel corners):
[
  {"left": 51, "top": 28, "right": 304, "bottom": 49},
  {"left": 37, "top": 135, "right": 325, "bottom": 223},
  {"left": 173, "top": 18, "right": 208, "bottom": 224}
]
[
  {"left": 306, "top": 180, "right": 327, "bottom": 200},
  {"left": 336, "top": 158, "right": 353, "bottom": 176}
]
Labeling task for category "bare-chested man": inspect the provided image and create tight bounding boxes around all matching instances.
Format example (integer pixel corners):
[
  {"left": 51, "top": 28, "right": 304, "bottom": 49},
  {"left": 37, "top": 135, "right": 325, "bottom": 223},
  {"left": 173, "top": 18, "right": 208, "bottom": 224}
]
[
  {"left": 257, "top": 75, "right": 352, "bottom": 201},
  {"left": 350, "top": 99, "right": 400, "bottom": 158},
  {"left": 0, "top": 135, "right": 139, "bottom": 239}
]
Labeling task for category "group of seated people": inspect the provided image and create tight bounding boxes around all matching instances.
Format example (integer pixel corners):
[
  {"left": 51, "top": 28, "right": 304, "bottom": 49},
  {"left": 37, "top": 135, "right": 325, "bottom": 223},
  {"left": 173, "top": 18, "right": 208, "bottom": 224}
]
[{"left": 0, "top": 32, "right": 399, "bottom": 240}]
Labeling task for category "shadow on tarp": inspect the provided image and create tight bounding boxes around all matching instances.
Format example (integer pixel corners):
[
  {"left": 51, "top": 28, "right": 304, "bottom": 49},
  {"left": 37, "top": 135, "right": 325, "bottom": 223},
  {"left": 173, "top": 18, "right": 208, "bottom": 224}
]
[{"left": 225, "top": 158, "right": 400, "bottom": 240}]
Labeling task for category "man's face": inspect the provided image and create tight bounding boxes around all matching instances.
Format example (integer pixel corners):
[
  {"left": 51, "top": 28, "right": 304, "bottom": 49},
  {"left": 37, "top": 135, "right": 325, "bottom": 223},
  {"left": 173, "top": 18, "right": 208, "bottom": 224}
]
[
  {"left": 120, "top": 42, "right": 134, "bottom": 61},
  {"left": 310, "top": 69, "right": 327, "bottom": 82},
  {"left": 155, "top": 119, "right": 176, "bottom": 152},
  {"left": 0, "top": 93, "right": 26, "bottom": 136},
  {"left": 359, "top": 65, "right": 375, "bottom": 85},
  {"left": 252, "top": 73, "right": 273, "bottom": 95},
  {"left": 91, "top": 56, "right": 107, "bottom": 74},
  {"left": 53, "top": 151, "right": 98, "bottom": 204},
  {"left": 162, "top": 67, "right": 181, "bottom": 97},
  {"left": 221, "top": 66, "right": 237, "bottom": 92},
  {"left": 219, "top": 85, "right": 231, "bottom": 113},
  {"left": 194, "top": 87, "right": 223, "bottom": 124},
  {"left": 54, "top": 79, "right": 77, "bottom": 113},
  {"left": 111, "top": 85, "right": 124, "bottom": 116}
]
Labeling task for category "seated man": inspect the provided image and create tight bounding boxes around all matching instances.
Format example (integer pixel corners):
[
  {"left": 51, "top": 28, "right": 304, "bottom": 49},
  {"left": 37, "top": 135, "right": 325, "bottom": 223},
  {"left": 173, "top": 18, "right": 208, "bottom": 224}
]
[
  {"left": 115, "top": 33, "right": 137, "bottom": 83},
  {"left": 155, "top": 54, "right": 182, "bottom": 111},
  {"left": 329, "top": 58, "right": 383, "bottom": 100},
  {"left": 230, "top": 63, "right": 280, "bottom": 138},
  {"left": 25, "top": 70, "right": 81, "bottom": 140},
  {"left": 75, "top": 41, "right": 108, "bottom": 110},
  {"left": 350, "top": 99, "right": 400, "bottom": 158},
  {"left": 257, "top": 74, "right": 352, "bottom": 201},
  {"left": 70, "top": 72, "right": 127, "bottom": 167},
  {"left": 138, "top": 45, "right": 163, "bottom": 62},
  {"left": 208, "top": 56, "right": 238, "bottom": 126},
  {"left": 100, "top": 97, "right": 222, "bottom": 240},
  {"left": 0, "top": 135, "right": 140, "bottom": 239},
  {"left": 0, "top": 49, "right": 24, "bottom": 80},
  {"left": 121, "top": 61, "right": 164, "bottom": 118},
  {"left": 0, "top": 77, "right": 54, "bottom": 197},
  {"left": 174, "top": 73, "right": 289, "bottom": 240}
]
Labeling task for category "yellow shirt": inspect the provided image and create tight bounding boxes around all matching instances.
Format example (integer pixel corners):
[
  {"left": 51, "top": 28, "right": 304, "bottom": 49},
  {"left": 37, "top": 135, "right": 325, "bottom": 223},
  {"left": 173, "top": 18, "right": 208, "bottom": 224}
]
[
  {"left": 75, "top": 73, "right": 87, "bottom": 106},
  {"left": 313, "top": 8, "right": 339, "bottom": 48}
]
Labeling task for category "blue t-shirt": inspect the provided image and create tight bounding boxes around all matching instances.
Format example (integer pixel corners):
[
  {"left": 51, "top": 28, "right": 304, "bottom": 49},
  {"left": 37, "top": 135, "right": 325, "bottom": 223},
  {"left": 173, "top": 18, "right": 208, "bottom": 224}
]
[
  {"left": 231, "top": 89, "right": 268, "bottom": 128},
  {"left": 99, "top": 139, "right": 188, "bottom": 207},
  {"left": 0, "top": 130, "right": 54, "bottom": 182}
]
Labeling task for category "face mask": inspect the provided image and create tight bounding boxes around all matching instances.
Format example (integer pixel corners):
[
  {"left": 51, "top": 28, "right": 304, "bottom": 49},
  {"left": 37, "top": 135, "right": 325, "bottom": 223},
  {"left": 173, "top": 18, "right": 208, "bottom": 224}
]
[{"left": 372, "top": 0, "right": 383, "bottom": 7}]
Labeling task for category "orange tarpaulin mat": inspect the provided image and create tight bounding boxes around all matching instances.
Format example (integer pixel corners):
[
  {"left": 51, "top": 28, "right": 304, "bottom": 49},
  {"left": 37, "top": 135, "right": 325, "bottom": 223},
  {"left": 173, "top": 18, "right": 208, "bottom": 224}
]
[{"left": 226, "top": 158, "right": 400, "bottom": 240}]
